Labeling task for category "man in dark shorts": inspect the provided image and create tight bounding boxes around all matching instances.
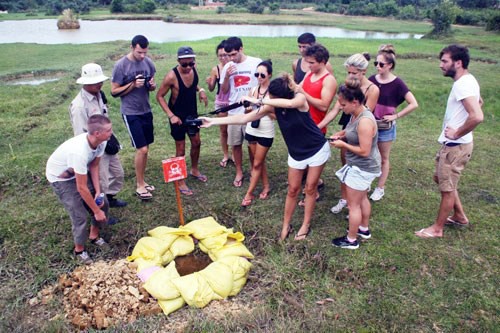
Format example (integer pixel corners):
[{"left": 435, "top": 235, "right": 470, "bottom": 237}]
[
  {"left": 156, "top": 46, "right": 209, "bottom": 195},
  {"left": 111, "top": 35, "right": 157, "bottom": 200}
]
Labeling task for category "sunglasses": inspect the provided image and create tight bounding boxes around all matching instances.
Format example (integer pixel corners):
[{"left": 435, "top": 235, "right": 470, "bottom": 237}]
[
  {"left": 180, "top": 61, "right": 195, "bottom": 68},
  {"left": 374, "top": 61, "right": 388, "bottom": 68},
  {"left": 254, "top": 72, "right": 267, "bottom": 79}
]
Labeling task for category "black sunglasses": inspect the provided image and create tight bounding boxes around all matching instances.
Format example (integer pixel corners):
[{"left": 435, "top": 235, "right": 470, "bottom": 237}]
[
  {"left": 254, "top": 72, "right": 267, "bottom": 79},
  {"left": 374, "top": 61, "right": 387, "bottom": 68},
  {"left": 181, "top": 61, "right": 196, "bottom": 68}
]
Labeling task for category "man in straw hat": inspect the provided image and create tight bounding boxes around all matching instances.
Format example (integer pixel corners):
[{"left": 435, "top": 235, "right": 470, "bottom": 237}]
[{"left": 70, "top": 63, "right": 127, "bottom": 216}]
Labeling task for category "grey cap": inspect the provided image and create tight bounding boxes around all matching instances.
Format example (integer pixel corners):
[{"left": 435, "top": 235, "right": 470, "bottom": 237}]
[{"left": 177, "top": 46, "right": 196, "bottom": 59}]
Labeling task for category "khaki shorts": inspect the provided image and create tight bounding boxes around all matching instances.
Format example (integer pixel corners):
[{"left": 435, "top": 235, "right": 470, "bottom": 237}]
[
  {"left": 227, "top": 123, "right": 246, "bottom": 146},
  {"left": 435, "top": 142, "right": 473, "bottom": 192}
]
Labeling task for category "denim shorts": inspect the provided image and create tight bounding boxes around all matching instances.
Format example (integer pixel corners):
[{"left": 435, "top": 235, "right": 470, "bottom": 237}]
[
  {"left": 377, "top": 123, "right": 397, "bottom": 142},
  {"left": 335, "top": 164, "right": 381, "bottom": 191}
]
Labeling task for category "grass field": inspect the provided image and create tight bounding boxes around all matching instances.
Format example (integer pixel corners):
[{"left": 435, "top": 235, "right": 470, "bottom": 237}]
[{"left": 0, "top": 13, "right": 499, "bottom": 332}]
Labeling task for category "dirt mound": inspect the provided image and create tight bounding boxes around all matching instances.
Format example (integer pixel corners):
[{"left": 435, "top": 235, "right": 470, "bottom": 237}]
[{"left": 53, "top": 259, "right": 161, "bottom": 330}]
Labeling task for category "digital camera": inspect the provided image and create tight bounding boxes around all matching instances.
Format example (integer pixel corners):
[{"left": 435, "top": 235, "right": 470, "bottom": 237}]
[
  {"left": 136, "top": 74, "right": 152, "bottom": 90},
  {"left": 185, "top": 117, "right": 202, "bottom": 136}
]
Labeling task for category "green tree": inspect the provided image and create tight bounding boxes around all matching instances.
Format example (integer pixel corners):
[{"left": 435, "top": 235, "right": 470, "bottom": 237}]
[
  {"left": 428, "top": 0, "right": 460, "bottom": 37},
  {"left": 110, "top": 0, "right": 124, "bottom": 13}
]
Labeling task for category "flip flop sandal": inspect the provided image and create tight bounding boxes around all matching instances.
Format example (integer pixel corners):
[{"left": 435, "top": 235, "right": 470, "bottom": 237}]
[
  {"left": 259, "top": 190, "right": 271, "bottom": 200},
  {"left": 179, "top": 188, "right": 194, "bottom": 196},
  {"left": 135, "top": 191, "right": 153, "bottom": 200},
  {"left": 144, "top": 185, "right": 155, "bottom": 192},
  {"left": 233, "top": 177, "right": 244, "bottom": 188},
  {"left": 220, "top": 158, "right": 230, "bottom": 168},
  {"left": 189, "top": 173, "right": 208, "bottom": 183}
]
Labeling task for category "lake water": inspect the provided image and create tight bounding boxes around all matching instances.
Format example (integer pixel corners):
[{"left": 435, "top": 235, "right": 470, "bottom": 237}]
[{"left": 0, "top": 19, "right": 423, "bottom": 44}]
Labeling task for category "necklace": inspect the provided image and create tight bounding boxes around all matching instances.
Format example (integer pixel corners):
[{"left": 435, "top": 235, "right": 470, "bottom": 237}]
[{"left": 257, "top": 85, "right": 268, "bottom": 98}]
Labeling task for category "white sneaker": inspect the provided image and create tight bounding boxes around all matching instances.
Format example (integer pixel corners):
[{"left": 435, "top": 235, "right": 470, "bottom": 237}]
[
  {"left": 370, "top": 187, "right": 385, "bottom": 201},
  {"left": 330, "top": 199, "right": 347, "bottom": 214}
]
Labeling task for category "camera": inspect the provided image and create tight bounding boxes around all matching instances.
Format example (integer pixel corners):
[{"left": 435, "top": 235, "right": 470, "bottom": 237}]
[
  {"left": 136, "top": 74, "right": 151, "bottom": 90},
  {"left": 185, "top": 117, "right": 202, "bottom": 136}
]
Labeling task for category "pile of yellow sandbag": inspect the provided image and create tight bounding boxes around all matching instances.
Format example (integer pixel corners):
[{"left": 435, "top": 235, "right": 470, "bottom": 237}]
[{"left": 127, "top": 217, "right": 254, "bottom": 316}]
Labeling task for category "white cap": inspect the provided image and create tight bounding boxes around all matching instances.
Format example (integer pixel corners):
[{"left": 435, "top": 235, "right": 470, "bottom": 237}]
[{"left": 76, "top": 63, "right": 109, "bottom": 84}]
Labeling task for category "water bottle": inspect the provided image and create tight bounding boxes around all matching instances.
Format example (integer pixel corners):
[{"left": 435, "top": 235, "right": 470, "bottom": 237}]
[{"left": 95, "top": 193, "right": 105, "bottom": 206}]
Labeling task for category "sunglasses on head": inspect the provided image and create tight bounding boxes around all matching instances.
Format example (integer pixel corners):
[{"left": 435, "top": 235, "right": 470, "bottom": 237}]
[
  {"left": 181, "top": 61, "right": 195, "bottom": 68},
  {"left": 374, "top": 61, "right": 387, "bottom": 68},
  {"left": 254, "top": 72, "right": 267, "bottom": 79}
]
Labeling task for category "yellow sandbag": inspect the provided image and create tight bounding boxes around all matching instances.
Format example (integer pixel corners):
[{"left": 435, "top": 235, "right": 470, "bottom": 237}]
[
  {"left": 134, "top": 257, "right": 161, "bottom": 273},
  {"left": 127, "top": 237, "right": 171, "bottom": 264},
  {"left": 209, "top": 242, "right": 255, "bottom": 261},
  {"left": 182, "top": 217, "right": 229, "bottom": 239},
  {"left": 148, "top": 226, "right": 192, "bottom": 239},
  {"left": 170, "top": 236, "right": 195, "bottom": 257},
  {"left": 217, "top": 256, "right": 253, "bottom": 296},
  {"left": 143, "top": 261, "right": 181, "bottom": 300},
  {"left": 198, "top": 261, "right": 234, "bottom": 298},
  {"left": 172, "top": 272, "right": 223, "bottom": 308},
  {"left": 158, "top": 297, "right": 185, "bottom": 316},
  {"left": 159, "top": 236, "right": 195, "bottom": 265},
  {"left": 199, "top": 231, "right": 246, "bottom": 252}
]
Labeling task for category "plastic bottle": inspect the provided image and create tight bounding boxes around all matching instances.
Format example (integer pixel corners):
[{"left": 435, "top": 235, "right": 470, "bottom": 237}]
[{"left": 95, "top": 193, "right": 105, "bottom": 206}]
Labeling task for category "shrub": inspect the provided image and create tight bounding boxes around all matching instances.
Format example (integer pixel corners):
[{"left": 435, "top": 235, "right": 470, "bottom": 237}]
[
  {"left": 247, "top": 0, "right": 264, "bottom": 14},
  {"left": 397, "top": 5, "right": 418, "bottom": 20},
  {"left": 485, "top": 11, "right": 500, "bottom": 31},
  {"left": 110, "top": 0, "right": 124, "bottom": 13},
  {"left": 428, "top": 0, "right": 460, "bottom": 37},
  {"left": 269, "top": 2, "right": 280, "bottom": 15}
]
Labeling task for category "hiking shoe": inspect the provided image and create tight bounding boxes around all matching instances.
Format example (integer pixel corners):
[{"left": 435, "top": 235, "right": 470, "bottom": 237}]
[
  {"left": 108, "top": 197, "right": 127, "bottom": 208},
  {"left": 74, "top": 250, "right": 93, "bottom": 265},
  {"left": 332, "top": 236, "right": 359, "bottom": 249},
  {"left": 90, "top": 237, "right": 110, "bottom": 250},
  {"left": 330, "top": 199, "right": 347, "bottom": 214},
  {"left": 370, "top": 187, "right": 385, "bottom": 201},
  {"left": 107, "top": 217, "right": 120, "bottom": 225},
  {"left": 346, "top": 227, "right": 372, "bottom": 239}
]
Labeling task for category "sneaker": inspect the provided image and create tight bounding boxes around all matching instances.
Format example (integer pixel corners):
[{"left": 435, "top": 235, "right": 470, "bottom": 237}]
[
  {"left": 330, "top": 199, "right": 347, "bottom": 214},
  {"left": 90, "top": 237, "right": 110, "bottom": 250},
  {"left": 370, "top": 187, "right": 385, "bottom": 201},
  {"left": 346, "top": 227, "right": 372, "bottom": 239},
  {"left": 332, "top": 236, "right": 359, "bottom": 250},
  {"left": 74, "top": 250, "right": 93, "bottom": 265},
  {"left": 108, "top": 195, "right": 128, "bottom": 208},
  {"left": 107, "top": 217, "right": 120, "bottom": 225}
]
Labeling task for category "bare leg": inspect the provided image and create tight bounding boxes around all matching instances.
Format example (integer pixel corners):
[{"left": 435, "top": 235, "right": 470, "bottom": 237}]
[
  {"left": 281, "top": 167, "right": 303, "bottom": 240},
  {"left": 174, "top": 140, "right": 189, "bottom": 191},
  {"left": 345, "top": 187, "right": 368, "bottom": 239},
  {"left": 232, "top": 144, "right": 244, "bottom": 184},
  {"left": 245, "top": 143, "right": 270, "bottom": 200},
  {"left": 415, "top": 190, "right": 456, "bottom": 238},
  {"left": 135, "top": 145, "right": 149, "bottom": 193},
  {"left": 189, "top": 133, "right": 202, "bottom": 176},
  {"left": 218, "top": 112, "right": 229, "bottom": 161},
  {"left": 449, "top": 190, "right": 469, "bottom": 223},
  {"left": 377, "top": 141, "right": 393, "bottom": 189},
  {"left": 295, "top": 163, "right": 325, "bottom": 240}
]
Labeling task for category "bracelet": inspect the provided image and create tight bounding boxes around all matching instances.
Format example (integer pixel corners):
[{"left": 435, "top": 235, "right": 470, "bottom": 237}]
[
  {"left": 169, "top": 114, "right": 174, "bottom": 119},
  {"left": 198, "top": 88, "right": 205, "bottom": 93}
]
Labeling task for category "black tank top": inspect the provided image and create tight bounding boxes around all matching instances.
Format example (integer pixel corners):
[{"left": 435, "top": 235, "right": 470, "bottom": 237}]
[
  {"left": 168, "top": 66, "right": 199, "bottom": 120},
  {"left": 294, "top": 58, "right": 307, "bottom": 84}
]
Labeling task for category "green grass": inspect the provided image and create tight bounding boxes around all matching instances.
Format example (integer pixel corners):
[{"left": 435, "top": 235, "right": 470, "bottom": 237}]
[{"left": 0, "top": 19, "right": 499, "bottom": 333}]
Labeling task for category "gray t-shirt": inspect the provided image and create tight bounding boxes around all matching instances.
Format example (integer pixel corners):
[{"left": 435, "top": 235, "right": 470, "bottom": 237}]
[
  {"left": 345, "top": 109, "right": 381, "bottom": 174},
  {"left": 111, "top": 56, "right": 156, "bottom": 116}
]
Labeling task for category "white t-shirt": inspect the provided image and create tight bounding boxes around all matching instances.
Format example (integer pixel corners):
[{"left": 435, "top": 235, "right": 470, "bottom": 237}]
[
  {"left": 219, "top": 55, "right": 262, "bottom": 115},
  {"left": 46, "top": 133, "right": 106, "bottom": 183},
  {"left": 438, "top": 74, "right": 480, "bottom": 144}
]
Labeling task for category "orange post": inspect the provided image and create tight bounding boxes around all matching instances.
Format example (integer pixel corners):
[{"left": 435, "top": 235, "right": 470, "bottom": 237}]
[{"left": 174, "top": 180, "right": 185, "bottom": 226}]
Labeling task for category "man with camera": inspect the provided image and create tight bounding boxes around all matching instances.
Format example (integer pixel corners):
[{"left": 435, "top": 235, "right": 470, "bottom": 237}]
[
  {"left": 69, "top": 63, "right": 127, "bottom": 215},
  {"left": 111, "top": 35, "right": 157, "bottom": 200},
  {"left": 156, "top": 46, "right": 209, "bottom": 195}
]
